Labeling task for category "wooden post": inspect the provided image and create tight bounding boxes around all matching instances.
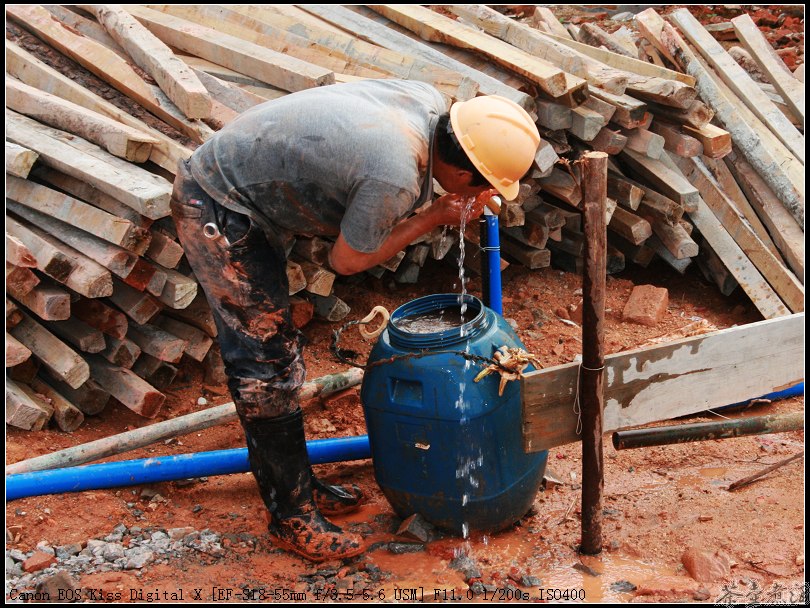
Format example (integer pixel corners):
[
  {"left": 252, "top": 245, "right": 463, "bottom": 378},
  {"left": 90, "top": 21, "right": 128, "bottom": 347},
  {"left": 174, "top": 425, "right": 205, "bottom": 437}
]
[{"left": 580, "top": 151, "right": 607, "bottom": 555}]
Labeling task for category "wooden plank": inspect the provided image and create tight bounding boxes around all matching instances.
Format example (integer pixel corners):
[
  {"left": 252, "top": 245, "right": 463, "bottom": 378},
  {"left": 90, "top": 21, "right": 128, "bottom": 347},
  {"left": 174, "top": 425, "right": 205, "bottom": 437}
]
[
  {"left": 570, "top": 106, "right": 607, "bottom": 142},
  {"left": 6, "top": 40, "right": 192, "bottom": 174},
  {"left": 40, "top": 5, "right": 127, "bottom": 55},
  {"left": 644, "top": 99, "right": 714, "bottom": 129},
  {"left": 5, "top": 141, "right": 38, "bottom": 178},
  {"left": 6, "top": 78, "right": 159, "bottom": 163},
  {"left": 6, "top": 234, "right": 36, "bottom": 268},
  {"left": 154, "top": 265, "right": 197, "bottom": 310},
  {"left": 44, "top": 317, "right": 106, "bottom": 354},
  {"left": 499, "top": 235, "right": 551, "bottom": 269},
  {"left": 14, "top": 278, "right": 70, "bottom": 321},
  {"left": 7, "top": 299, "right": 24, "bottom": 329},
  {"left": 6, "top": 215, "right": 76, "bottom": 285},
  {"left": 6, "top": 175, "right": 150, "bottom": 255},
  {"left": 676, "top": 156, "right": 803, "bottom": 312},
  {"left": 8, "top": 201, "right": 139, "bottom": 280},
  {"left": 585, "top": 127, "right": 627, "bottom": 155},
  {"left": 619, "top": 128, "right": 665, "bottom": 159},
  {"left": 607, "top": 175, "right": 643, "bottom": 210},
  {"left": 153, "top": 316, "right": 213, "bottom": 363},
  {"left": 83, "top": 5, "right": 212, "bottom": 120},
  {"left": 5, "top": 264, "right": 40, "bottom": 299},
  {"left": 127, "top": 322, "right": 187, "bottom": 364},
  {"left": 190, "top": 66, "right": 266, "bottom": 112},
  {"left": 71, "top": 296, "right": 128, "bottom": 340},
  {"left": 163, "top": 291, "right": 217, "bottom": 338},
  {"left": 39, "top": 373, "right": 109, "bottom": 416},
  {"left": 590, "top": 89, "right": 648, "bottom": 128},
  {"left": 87, "top": 355, "right": 166, "bottom": 418},
  {"left": 537, "top": 168, "right": 582, "bottom": 208},
  {"left": 681, "top": 124, "right": 731, "bottom": 159},
  {"left": 619, "top": 149, "right": 699, "bottom": 209},
  {"left": 100, "top": 335, "right": 141, "bottom": 369},
  {"left": 29, "top": 376, "right": 84, "bottom": 432},
  {"left": 636, "top": 10, "right": 804, "bottom": 224},
  {"left": 8, "top": 310, "right": 90, "bottom": 388},
  {"left": 649, "top": 120, "right": 703, "bottom": 158},
  {"left": 6, "top": 333, "right": 32, "bottom": 367},
  {"left": 522, "top": 314, "right": 804, "bottom": 452},
  {"left": 144, "top": 230, "right": 183, "bottom": 269},
  {"left": 670, "top": 9, "right": 804, "bottom": 164},
  {"left": 538, "top": 30, "right": 696, "bottom": 86},
  {"left": 535, "top": 99, "right": 572, "bottom": 131},
  {"left": 724, "top": 151, "right": 804, "bottom": 281},
  {"left": 125, "top": 5, "right": 333, "bottom": 93},
  {"left": 6, "top": 379, "right": 52, "bottom": 431},
  {"left": 368, "top": 5, "right": 574, "bottom": 99},
  {"left": 532, "top": 7, "right": 572, "bottom": 40},
  {"left": 297, "top": 5, "right": 532, "bottom": 109},
  {"left": 131, "top": 353, "right": 178, "bottom": 391},
  {"left": 6, "top": 4, "right": 211, "bottom": 144},
  {"left": 637, "top": 213, "right": 698, "bottom": 260},
  {"left": 296, "top": 260, "right": 336, "bottom": 297},
  {"left": 6, "top": 110, "right": 172, "bottom": 220},
  {"left": 579, "top": 23, "right": 636, "bottom": 57}
]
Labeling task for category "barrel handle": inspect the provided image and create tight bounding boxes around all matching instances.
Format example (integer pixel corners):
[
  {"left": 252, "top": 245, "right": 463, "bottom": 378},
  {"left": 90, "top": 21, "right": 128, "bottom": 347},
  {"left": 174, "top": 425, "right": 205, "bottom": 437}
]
[{"left": 358, "top": 306, "right": 390, "bottom": 341}]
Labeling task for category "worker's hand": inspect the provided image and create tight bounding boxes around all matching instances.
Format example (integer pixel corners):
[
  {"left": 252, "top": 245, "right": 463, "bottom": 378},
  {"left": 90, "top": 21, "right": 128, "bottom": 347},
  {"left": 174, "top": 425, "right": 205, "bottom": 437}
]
[{"left": 429, "top": 188, "right": 498, "bottom": 227}]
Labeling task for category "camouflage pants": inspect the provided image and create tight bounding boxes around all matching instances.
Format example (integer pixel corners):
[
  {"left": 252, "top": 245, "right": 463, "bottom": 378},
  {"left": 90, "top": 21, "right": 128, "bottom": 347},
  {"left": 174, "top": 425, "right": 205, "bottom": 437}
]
[{"left": 171, "top": 161, "right": 305, "bottom": 420}]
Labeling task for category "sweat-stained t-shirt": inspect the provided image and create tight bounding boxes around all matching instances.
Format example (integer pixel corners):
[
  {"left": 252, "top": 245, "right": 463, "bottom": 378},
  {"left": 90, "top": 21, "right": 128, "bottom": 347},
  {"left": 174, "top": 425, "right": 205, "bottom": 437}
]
[{"left": 188, "top": 79, "right": 448, "bottom": 253}]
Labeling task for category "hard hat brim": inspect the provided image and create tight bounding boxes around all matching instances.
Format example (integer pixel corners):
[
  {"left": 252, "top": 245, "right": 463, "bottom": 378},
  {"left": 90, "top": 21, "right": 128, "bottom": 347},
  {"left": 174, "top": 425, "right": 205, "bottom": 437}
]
[{"left": 494, "top": 180, "right": 520, "bottom": 202}]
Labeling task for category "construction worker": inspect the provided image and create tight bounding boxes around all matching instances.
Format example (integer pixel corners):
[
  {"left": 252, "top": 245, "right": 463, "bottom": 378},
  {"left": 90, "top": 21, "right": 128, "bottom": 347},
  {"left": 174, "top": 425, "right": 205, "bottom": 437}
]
[{"left": 170, "top": 80, "right": 541, "bottom": 563}]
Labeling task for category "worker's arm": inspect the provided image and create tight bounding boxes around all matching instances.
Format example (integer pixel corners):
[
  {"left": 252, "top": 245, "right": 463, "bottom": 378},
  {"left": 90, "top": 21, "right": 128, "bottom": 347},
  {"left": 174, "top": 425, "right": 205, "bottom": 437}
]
[{"left": 329, "top": 191, "right": 493, "bottom": 275}]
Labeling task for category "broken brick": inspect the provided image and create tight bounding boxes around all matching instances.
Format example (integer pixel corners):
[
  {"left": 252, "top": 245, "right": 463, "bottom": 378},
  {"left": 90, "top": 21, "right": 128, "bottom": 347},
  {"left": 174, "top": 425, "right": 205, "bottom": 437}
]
[
  {"left": 622, "top": 285, "right": 668, "bottom": 327},
  {"left": 23, "top": 551, "right": 57, "bottom": 573}
]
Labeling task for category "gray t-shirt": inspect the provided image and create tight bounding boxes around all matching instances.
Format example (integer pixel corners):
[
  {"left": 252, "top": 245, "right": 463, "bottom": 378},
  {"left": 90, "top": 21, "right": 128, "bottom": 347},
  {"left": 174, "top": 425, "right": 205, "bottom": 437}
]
[{"left": 188, "top": 80, "right": 448, "bottom": 253}]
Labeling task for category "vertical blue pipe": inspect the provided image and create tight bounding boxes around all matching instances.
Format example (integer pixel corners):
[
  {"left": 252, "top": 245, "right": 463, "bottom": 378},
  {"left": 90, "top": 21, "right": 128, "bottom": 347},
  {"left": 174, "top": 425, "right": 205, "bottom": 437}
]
[{"left": 483, "top": 198, "right": 503, "bottom": 315}]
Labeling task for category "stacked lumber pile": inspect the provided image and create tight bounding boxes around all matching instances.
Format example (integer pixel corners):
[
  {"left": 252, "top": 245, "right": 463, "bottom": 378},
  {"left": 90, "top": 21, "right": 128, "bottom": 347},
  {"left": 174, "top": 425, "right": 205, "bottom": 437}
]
[{"left": 5, "top": 6, "right": 804, "bottom": 431}]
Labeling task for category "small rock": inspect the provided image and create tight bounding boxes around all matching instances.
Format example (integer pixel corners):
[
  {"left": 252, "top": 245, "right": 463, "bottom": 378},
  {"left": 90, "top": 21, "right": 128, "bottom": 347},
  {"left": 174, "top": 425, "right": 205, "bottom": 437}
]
[
  {"left": 520, "top": 575, "right": 542, "bottom": 587},
  {"left": 139, "top": 487, "right": 159, "bottom": 500},
  {"left": 124, "top": 547, "right": 154, "bottom": 570},
  {"left": 56, "top": 544, "right": 83, "bottom": 560},
  {"left": 150, "top": 531, "right": 169, "bottom": 542},
  {"left": 86, "top": 540, "right": 106, "bottom": 552},
  {"left": 573, "top": 562, "right": 600, "bottom": 577},
  {"left": 113, "top": 523, "right": 128, "bottom": 535},
  {"left": 197, "top": 397, "right": 208, "bottom": 406},
  {"left": 693, "top": 589, "right": 711, "bottom": 601},
  {"left": 168, "top": 527, "right": 195, "bottom": 540},
  {"left": 387, "top": 542, "right": 425, "bottom": 555},
  {"left": 104, "top": 533, "right": 123, "bottom": 543},
  {"left": 6, "top": 555, "right": 23, "bottom": 578},
  {"left": 102, "top": 544, "right": 126, "bottom": 562},
  {"left": 9, "top": 549, "right": 28, "bottom": 562},
  {"left": 35, "top": 570, "right": 80, "bottom": 602},
  {"left": 347, "top": 523, "right": 375, "bottom": 538},
  {"left": 396, "top": 514, "right": 433, "bottom": 543},
  {"left": 611, "top": 580, "right": 637, "bottom": 593},
  {"left": 192, "top": 505, "right": 203, "bottom": 513},
  {"left": 22, "top": 551, "right": 57, "bottom": 573},
  {"left": 635, "top": 575, "right": 698, "bottom": 597},
  {"left": 612, "top": 11, "right": 635, "bottom": 21},
  {"left": 131, "top": 509, "right": 144, "bottom": 518},
  {"left": 622, "top": 285, "right": 669, "bottom": 327},
  {"left": 36, "top": 541, "right": 55, "bottom": 555},
  {"left": 449, "top": 553, "right": 481, "bottom": 581},
  {"left": 681, "top": 547, "right": 732, "bottom": 583}
]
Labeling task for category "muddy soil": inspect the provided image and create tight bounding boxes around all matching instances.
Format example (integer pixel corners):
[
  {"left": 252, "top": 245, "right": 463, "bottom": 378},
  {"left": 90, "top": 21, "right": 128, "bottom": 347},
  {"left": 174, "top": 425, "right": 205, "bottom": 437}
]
[{"left": 6, "top": 259, "right": 805, "bottom": 604}]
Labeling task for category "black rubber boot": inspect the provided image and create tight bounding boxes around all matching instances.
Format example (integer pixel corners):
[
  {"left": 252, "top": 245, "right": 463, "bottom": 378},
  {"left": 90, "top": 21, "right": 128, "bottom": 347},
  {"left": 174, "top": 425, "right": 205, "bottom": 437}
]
[{"left": 241, "top": 410, "right": 365, "bottom": 563}]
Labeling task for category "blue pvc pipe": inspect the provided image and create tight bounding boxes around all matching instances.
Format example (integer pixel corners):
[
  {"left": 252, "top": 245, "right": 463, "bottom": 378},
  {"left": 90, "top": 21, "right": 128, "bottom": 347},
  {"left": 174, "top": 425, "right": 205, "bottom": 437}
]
[
  {"left": 720, "top": 382, "right": 804, "bottom": 409},
  {"left": 483, "top": 207, "right": 503, "bottom": 315},
  {"left": 6, "top": 435, "right": 371, "bottom": 501}
]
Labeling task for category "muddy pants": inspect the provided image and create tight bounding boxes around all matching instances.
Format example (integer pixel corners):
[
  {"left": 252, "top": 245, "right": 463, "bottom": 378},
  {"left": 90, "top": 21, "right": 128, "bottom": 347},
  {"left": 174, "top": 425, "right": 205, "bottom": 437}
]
[{"left": 171, "top": 161, "right": 306, "bottom": 421}]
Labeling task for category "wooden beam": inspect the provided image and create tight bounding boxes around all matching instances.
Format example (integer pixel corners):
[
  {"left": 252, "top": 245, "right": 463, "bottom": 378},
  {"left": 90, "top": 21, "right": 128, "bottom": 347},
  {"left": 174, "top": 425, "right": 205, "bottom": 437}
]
[
  {"left": 607, "top": 175, "right": 643, "bottom": 210},
  {"left": 670, "top": 9, "right": 804, "bottom": 164},
  {"left": 676, "top": 156, "right": 803, "bottom": 313},
  {"left": 619, "top": 128, "right": 665, "bottom": 159},
  {"left": 724, "top": 151, "right": 804, "bottom": 281},
  {"left": 127, "top": 322, "right": 187, "bottom": 364},
  {"left": 5, "top": 141, "right": 38, "bottom": 178},
  {"left": 29, "top": 376, "right": 84, "bottom": 432},
  {"left": 99, "top": 335, "right": 141, "bottom": 369},
  {"left": 499, "top": 234, "right": 551, "bottom": 269},
  {"left": 6, "top": 110, "right": 173, "bottom": 220},
  {"left": 6, "top": 4, "right": 211, "bottom": 144},
  {"left": 619, "top": 149, "right": 699, "bottom": 209},
  {"left": 6, "top": 333, "right": 32, "bottom": 367},
  {"left": 109, "top": 278, "right": 162, "bottom": 325},
  {"left": 162, "top": 291, "right": 217, "bottom": 338},
  {"left": 86, "top": 355, "right": 166, "bottom": 418},
  {"left": 14, "top": 278, "right": 71, "bottom": 321},
  {"left": 297, "top": 5, "right": 531, "bottom": 109},
  {"left": 45, "top": 317, "right": 106, "bottom": 354},
  {"left": 636, "top": 10, "right": 804, "bottom": 224},
  {"left": 5, "top": 78, "right": 159, "bottom": 163},
  {"left": 6, "top": 176, "right": 151, "bottom": 255},
  {"left": 5, "top": 40, "right": 191, "bottom": 174},
  {"left": 83, "top": 5, "right": 212, "bottom": 120},
  {"left": 368, "top": 5, "right": 575, "bottom": 100},
  {"left": 649, "top": 120, "right": 703, "bottom": 158},
  {"left": 154, "top": 265, "right": 198, "bottom": 310},
  {"left": 731, "top": 14, "right": 804, "bottom": 127},
  {"left": 522, "top": 314, "right": 804, "bottom": 452},
  {"left": 131, "top": 353, "right": 178, "bottom": 391},
  {"left": 607, "top": 207, "right": 653, "bottom": 245},
  {"left": 590, "top": 89, "right": 648, "bottom": 129},
  {"left": 8, "top": 310, "right": 90, "bottom": 389},
  {"left": 570, "top": 106, "right": 608, "bottom": 142},
  {"left": 644, "top": 99, "right": 714, "bottom": 129},
  {"left": 144, "top": 230, "right": 183, "bottom": 269},
  {"left": 71, "top": 296, "right": 128, "bottom": 340},
  {"left": 585, "top": 127, "right": 627, "bottom": 155},
  {"left": 6, "top": 379, "right": 52, "bottom": 431},
  {"left": 6, "top": 215, "right": 77, "bottom": 286},
  {"left": 39, "top": 373, "right": 109, "bottom": 416},
  {"left": 153, "top": 316, "right": 213, "bottom": 363},
  {"left": 637, "top": 213, "right": 698, "bottom": 260},
  {"left": 681, "top": 124, "right": 731, "bottom": 159},
  {"left": 5, "top": 264, "right": 40, "bottom": 299},
  {"left": 125, "top": 5, "right": 333, "bottom": 93},
  {"left": 6, "top": 234, "right": 36, "bottom": 268}
]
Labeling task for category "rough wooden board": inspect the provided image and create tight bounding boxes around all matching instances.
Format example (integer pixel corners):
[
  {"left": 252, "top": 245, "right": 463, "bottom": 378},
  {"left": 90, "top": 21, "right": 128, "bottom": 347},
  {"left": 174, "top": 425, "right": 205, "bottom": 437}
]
[
  {"left": 87, "top": 355, "right": 166, "bottom": 418},
  {"left": 8, "top": 310, "right": 90, "bottom": 389},
  {"left": 732, "top": 15, "right": 804, "bottom": 126},
  {"left": 29, "top": 375, "right": 84, "bottom": 432},
  {"left": 5, "top": 264, "right": 40, "bottom": 300},
  {"left": 649, "top": 120, "right": 703, "bottom": 158},
  {"left": 41, "top": 4, "right": 128, "bottom": 56},
  {"left": 5, "top": 40, "right": 191, "bottom": 174},
  {"left": 620, "top": 128, "right": 665, "bottom": 159},
  {"left": 670, "top": 9, "right": 804, "bottom": 164},
  {"left": 523, "top": 314, "right": 804, "bottom": 452},
  {"left": 6, "top": 378, "right": 52, "bottom": 431},
  {"left": 636, "top": 10, "right": 804, "bottom": 224},
  {"left": 535, "top": 99, "right": 572, "bottom": 131},
  {"left": 14, "top": 279, "right": 71, "bottom": 322},
  {"left": 45, "top": 317, "right": 106, "bottom": 354},
  {"left": 676, "top": 156, "right": 803, "bottom": 312},
  {"left": 6, "top": 4, "right": 209, "bottom": 144},
  {"left": 162, "top": 291, "right": 217, "bottom": 338},
  {"left": 681, "top": 123, "right": 731, "bottom": 158},
  {"left": 6, "top": 78, "right": 159, "bottom": 163},
  {"left": 127, "top": 322, "right": 187, "bottom": 364},
  {"left": 125, "top": 5, "right": 334, "bottom": 93},
  {"left": 6, "top": 233, "right": 37, "bottom": 268},
  {"left": 154, "top": 265, "right": 197, "bottom": 310},
  {"left": 5, "top": 141, "right": 38, "bottom": 178},
  {"left": 71, "top": 296, "right": 128, "bottom": 340},
  {"left": 723, "top": 151, "right": 804, "bottom": 282},
  {"left": 368, "top": 5, "right": 573, "bottom": 99},
  {"left": 109, "top": 278, "right": 163, "bottom": 325},
  {"left": 297, "top": 5, "right": 532, "bottom": 109},
  {"left": 608, "top": 207, "right": 652, "bottom": 245},
  {"left": 6, "top": 215, "right": 74, "bottom": 284},
  {"left": 6, "top": 332, "right": 32, "bottom": 367},
  {"left": 570, "top": 106, "right": 607, "bottom": 141},
  {"left": 40, "top": 373, "right": 109, "bottom": 416},
  {"left": 619, "top": 148, "right": 699, "bottom": 209},
  {"left": 153, "top": 316, "right": 213, "bottom": 363},
  {"left": 539, "top": 30, "right": 696, "bottom": 86},
  {"left": 145, "top": 230, "right": 184, "bottom": 269},
  {"left": 6, "top": 110, "right": 172, "bottom": 220},
  {"left": 6, "top": 175, "right": 150, "bottom": 254},
  {"left": 83, "top": 5, "right": 212, "bottom": 120}
]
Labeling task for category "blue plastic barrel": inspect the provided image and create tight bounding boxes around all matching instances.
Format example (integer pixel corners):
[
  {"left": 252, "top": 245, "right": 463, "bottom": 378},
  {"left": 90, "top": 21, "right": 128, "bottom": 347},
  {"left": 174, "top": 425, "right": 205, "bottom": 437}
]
[{"left": 360, "top": 294, "right": 547, "bottom": 535}]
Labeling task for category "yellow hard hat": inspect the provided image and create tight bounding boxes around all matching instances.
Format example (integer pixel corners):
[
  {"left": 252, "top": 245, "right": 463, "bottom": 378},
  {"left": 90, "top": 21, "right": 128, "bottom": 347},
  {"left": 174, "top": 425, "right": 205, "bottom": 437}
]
[{"left": 450, "top": 95, "right": 541, "bottom": 201}]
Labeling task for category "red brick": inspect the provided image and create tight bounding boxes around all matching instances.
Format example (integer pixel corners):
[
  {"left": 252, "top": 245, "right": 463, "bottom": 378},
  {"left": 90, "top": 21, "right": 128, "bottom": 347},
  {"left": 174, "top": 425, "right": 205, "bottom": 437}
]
[
  {"left": 22, "top": 551, "right": 57, "bottom": 573},
  {"left": 622, "top": 285, "right": 668, "bottom": 327}
]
